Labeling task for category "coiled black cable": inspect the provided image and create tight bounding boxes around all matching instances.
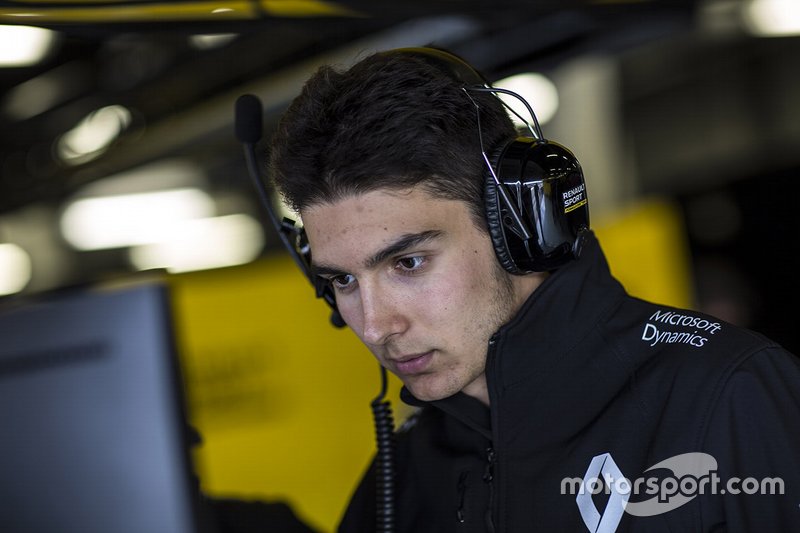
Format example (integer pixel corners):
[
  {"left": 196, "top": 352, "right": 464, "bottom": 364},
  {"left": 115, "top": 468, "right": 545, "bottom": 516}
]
[
  {"left": 235, "top": 94, "right": 397, "bottom": 531},
  {"left": 370, "top": 365, "right": 396, "bottom": 533}
]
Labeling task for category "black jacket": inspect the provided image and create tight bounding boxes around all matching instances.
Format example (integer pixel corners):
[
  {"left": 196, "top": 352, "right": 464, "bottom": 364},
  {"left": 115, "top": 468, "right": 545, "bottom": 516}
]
[{"left": 338, "top": 233, "right": 800, "bottom": 532}]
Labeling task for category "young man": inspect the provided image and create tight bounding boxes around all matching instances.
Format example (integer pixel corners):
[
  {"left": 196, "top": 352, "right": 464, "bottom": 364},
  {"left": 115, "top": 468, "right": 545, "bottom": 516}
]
[{"left": 267, "top": 47, "right": 800, "bottom": 532}]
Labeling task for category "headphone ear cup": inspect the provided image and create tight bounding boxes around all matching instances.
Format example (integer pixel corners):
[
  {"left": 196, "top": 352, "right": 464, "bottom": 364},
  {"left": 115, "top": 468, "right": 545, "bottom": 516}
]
[
  {"left": 483, "top": 145, "right": 522, "bottom": 274},
  {"left": 483, "top": 138, "right": 590, "bottom": 274}
]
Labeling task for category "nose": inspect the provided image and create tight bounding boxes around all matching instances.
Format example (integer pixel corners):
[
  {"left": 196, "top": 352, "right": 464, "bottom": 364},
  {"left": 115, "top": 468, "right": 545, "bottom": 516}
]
[{"left": 359, "top": 282, "right": 408, "bottom": 346}]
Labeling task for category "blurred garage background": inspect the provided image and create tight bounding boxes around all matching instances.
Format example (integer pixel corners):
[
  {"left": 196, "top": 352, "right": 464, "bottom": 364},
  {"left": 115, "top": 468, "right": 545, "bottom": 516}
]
[{"left": 0, "top": 0, "right": 798, "bottom": 530}]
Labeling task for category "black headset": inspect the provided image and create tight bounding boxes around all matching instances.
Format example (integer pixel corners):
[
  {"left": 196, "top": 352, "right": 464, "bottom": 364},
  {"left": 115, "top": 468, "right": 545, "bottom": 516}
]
[
  {"left": 391, "top": 47, "right": 590, "bottom": 276},
  {"left": 236, "top": 46, "right": 590, "bottom": 323}
]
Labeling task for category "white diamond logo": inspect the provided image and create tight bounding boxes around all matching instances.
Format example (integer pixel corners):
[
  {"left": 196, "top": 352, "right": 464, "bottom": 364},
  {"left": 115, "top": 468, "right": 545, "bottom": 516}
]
[{"left": 576, "top": 452, "right": 630, "bottom": 533}]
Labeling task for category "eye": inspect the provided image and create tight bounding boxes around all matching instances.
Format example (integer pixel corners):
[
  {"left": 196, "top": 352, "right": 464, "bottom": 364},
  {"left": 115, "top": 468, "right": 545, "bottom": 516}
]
[
  {"left": 330, "top": 273, "right": 357, "bottom": 292},
  {"left": 396, "top": 256, "right": 426, "bottom": 272}
]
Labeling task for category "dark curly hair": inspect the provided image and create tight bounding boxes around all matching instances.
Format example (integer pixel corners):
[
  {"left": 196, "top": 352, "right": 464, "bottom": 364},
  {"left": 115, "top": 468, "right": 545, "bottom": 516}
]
[{"left": 268, "top": 48, "right": 516, "bottom": 226}]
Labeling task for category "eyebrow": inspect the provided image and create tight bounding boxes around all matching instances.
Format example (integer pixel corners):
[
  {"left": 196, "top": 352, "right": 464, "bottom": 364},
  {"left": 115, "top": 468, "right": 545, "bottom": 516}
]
[{"left": 312, "top": 229, "right": 443, "bottom": 276}]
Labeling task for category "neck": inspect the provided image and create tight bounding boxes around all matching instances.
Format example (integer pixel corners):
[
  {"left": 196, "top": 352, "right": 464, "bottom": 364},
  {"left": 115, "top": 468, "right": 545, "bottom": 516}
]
[
  {"left": 512, "top": 271, "right": 548, "bottom": 310},
  {"left": 462, "top": 373, "right": 490, "bottom": 405}
]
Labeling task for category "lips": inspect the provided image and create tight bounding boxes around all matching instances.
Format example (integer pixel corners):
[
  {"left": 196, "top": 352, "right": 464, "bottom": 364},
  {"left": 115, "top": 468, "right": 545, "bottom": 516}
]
[{"left": 391, "top": 351, "right": 433, "bottom": 375}]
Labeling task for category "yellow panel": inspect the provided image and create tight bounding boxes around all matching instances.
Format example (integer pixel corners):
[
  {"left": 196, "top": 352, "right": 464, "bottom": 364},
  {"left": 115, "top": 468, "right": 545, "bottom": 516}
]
[
  {"left": 0, "top": 0, "right": 361, "bottom": 22},
  {"left": 167, "top": 255, "right": 409, "bottom": 532},
  {"left": 592, "top": 197, "right": 694, "bottom": 309},
  {"left": 260, "top": 0, "right": 363, "bottom": 17},
  {"left": 0, "top": 1, "right": 256, "bottom": 23}
]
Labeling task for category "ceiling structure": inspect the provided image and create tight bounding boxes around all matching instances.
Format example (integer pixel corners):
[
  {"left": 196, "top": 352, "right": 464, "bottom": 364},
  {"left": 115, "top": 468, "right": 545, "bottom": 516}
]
[{"left": 0, "top": 0, "right": 707, "bottom": 215}]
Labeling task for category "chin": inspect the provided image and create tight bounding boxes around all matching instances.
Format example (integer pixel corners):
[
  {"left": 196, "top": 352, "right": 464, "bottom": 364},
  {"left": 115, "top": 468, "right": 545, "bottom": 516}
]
[{"left": 404, "top": 378, "right": 461, "bottom": 402}]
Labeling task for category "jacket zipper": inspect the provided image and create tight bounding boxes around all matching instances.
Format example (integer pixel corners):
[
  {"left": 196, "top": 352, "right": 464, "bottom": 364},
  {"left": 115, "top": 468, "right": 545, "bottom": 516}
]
[
  {"left": 483, "top": 447, "right": 496, "bottom": 532},
  {"left": 485, "top": 335, "right": 499, "bottom": 532},
  {"left": 457, "top": 471, "right": 468, "bottom": 523}
]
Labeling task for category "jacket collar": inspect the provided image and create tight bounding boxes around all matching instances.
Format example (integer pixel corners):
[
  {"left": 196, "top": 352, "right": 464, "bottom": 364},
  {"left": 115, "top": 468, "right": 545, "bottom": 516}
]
[{"left": 489, "top": 230, "right": 627, "bottom": 392}]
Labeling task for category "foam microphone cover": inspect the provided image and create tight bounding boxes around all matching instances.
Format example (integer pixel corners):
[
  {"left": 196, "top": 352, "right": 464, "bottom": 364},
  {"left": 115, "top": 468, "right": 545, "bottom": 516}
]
[{"left": 235, "top": 94, "right": 263, "bottom": 144}]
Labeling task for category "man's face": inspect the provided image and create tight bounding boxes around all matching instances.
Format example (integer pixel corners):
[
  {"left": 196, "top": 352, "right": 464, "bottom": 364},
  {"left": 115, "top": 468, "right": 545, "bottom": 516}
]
[{"left": 302, "top": 186, "right": 527, "bottom": 403}]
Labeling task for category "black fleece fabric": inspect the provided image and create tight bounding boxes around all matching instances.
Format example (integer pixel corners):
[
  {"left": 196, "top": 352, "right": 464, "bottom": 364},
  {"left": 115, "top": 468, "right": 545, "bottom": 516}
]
[{"left": 338, "top": 232, "right": 800, "bottom": 532}]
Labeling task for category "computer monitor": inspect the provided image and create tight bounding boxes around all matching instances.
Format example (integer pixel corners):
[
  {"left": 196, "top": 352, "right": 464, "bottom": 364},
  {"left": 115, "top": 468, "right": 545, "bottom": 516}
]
[{"left": 0, "top": 280, "right": 208, "bottom": 533}]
